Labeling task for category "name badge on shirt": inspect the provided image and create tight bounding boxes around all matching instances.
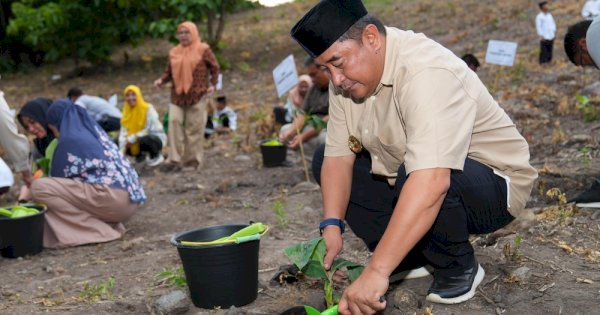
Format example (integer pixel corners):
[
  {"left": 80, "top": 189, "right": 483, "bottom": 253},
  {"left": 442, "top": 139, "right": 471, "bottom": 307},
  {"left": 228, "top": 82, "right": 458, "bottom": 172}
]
[{"left": 348, "top": 135, "right": 363, "bottom": 154}]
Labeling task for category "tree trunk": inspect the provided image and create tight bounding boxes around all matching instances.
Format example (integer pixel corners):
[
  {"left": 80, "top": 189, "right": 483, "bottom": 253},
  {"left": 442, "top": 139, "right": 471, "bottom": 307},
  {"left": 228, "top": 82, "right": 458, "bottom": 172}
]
[
  {"left": 205, "top": 0, "right": 226, "bottom": 49},
  {"left": 215, "top": 0, "right": 226, "bottom": 45},
  {"left": 0, "top": 2, "right": 7, "bottom": 37},
  {"left": 206, "top": 10, "right": 215, "bottom": 44}
]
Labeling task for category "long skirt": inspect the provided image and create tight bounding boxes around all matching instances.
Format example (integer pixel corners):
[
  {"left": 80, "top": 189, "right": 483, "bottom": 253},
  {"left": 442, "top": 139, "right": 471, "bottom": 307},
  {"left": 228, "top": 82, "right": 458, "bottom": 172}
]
[{"left": 31, "top": 177, "right": 138, "bottom": 248}]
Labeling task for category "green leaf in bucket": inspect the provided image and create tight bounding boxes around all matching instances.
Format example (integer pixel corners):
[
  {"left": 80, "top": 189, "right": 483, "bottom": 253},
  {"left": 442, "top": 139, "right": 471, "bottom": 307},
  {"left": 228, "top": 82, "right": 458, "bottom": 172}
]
[
  {"left": 180, "top": 223, "right": 268, "bottom": 246},
  {"left": 0, "top": 208, "right": 12, "bottom": 217},
  {"left": 0, "top": 206, "right": 39, "bottom": 218},
  {"left": 215, "top": 222, "right": 266, "bottom": 242},
  {"left": 262, "top": 139, "right": 283, "bottom": 146},
  {"left": 9, "top": 206, "right": 39, "bottom": 218}
]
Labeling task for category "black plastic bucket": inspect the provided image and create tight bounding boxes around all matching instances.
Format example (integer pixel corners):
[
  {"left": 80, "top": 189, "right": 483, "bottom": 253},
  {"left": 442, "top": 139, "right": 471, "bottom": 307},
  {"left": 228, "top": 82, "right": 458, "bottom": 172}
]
[
  {"left": 260, "top": 140, "right": 287, "bottom": 167},
  {"left": 0, "top": 204, "right": 46, "bottom": 258},
  {"left": 171, "top": 224, "right": 260, "bottom": 309}
]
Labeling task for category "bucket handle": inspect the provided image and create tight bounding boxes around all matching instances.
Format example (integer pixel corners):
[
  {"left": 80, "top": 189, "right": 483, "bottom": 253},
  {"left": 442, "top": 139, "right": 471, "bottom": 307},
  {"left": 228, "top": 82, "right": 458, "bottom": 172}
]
[{"left": 180, "top": 225, "right": 269, "bottom": 246}]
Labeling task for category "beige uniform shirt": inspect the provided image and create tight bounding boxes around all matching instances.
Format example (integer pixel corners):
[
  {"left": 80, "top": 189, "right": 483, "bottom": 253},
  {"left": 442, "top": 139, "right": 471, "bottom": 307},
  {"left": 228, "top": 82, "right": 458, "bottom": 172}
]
[{"left": 325, "top": 27, "right": 537, "bottom": 218}]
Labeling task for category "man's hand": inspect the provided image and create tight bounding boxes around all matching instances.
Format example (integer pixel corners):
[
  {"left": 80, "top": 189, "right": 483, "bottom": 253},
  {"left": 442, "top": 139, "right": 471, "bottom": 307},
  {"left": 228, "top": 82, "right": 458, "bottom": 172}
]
[
  {"left": 338, "top": 267, "right": 388, "bottom": 315},
  {"left": 153, "top": 78, "right": 163, "bottom": 88},
  {"left": 322, "top": 226, "right": 343, "bottom": 270},
  {"left": 279, "top": 129, "right": 296, "bottom": 143},
  {"left": 287, "top": 135, "right": 302, "bottom": 150}
]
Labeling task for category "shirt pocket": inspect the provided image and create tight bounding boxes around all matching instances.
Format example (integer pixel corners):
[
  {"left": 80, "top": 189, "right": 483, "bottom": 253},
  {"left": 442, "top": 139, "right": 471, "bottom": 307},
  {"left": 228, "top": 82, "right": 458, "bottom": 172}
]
[{"left": 376, "top": 132, "right": 406, "bottom": 168}]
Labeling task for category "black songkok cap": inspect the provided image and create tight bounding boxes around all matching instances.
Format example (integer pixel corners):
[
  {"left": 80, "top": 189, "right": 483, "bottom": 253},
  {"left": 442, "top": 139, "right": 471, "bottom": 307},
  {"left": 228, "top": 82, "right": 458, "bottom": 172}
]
[{"left": 291, "top": 0, "right": 368, "bottom": 58}]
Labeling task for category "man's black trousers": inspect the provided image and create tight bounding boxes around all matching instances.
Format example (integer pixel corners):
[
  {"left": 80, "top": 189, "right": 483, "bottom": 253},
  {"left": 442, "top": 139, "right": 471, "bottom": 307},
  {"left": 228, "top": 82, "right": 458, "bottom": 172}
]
[
  {"left": 312, "top": 144, "right": 514, "bottom": 272},
  {"left": 539, "top": 39, "right": 554, "bottom": 64}
]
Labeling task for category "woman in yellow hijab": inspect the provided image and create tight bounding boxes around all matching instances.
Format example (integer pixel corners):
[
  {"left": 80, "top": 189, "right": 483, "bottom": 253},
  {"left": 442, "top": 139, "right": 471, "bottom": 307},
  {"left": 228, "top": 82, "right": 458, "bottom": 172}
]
[{"left": 119, "top": 85, "right": 167, "bottom": 167}]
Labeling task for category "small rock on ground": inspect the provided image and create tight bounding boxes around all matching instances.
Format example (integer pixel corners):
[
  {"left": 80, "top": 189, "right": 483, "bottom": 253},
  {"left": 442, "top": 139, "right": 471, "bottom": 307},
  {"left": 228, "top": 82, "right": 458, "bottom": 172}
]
[
  {"left": 510, "top": 266, "right": 531, "bottom": 283},
  {"left": 154, "top": 290, "right": 190, "bottom": 315}
]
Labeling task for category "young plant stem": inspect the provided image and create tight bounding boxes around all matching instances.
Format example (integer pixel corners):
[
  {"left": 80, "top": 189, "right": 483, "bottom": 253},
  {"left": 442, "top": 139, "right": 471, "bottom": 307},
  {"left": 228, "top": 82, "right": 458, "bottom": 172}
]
[
  {"left": 295, "top": 125, "right": 311, "bottom": 182},
  {"left": 491, "top": 66, "right": 504, "bottom": 94},
  {"left": 324, "top": 279, "right": 334, "bottom": 308}
]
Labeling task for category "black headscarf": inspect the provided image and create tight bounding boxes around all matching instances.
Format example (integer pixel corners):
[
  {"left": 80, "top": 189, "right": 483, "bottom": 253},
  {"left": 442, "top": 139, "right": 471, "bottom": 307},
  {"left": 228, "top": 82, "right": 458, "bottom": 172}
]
[{"left": 18, "top": 97, "right": 54, "bottom": 154}]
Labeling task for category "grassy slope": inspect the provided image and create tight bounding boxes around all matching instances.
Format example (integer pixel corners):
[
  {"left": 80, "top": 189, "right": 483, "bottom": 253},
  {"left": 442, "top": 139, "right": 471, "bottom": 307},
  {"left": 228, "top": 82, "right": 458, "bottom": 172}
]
[{"left": 1, "top": 0, "right": 597, "bottom": 189}]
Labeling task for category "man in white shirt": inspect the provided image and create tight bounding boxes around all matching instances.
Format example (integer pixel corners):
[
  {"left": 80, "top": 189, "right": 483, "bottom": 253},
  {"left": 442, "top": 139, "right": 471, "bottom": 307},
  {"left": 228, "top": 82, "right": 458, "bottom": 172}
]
[
  {"left": 582, "top": 0, "right": 600, "bottom": 20},
  {"left": 67, "top": 87, "right": 122, "bottom": 132},
  {"left": 0, "top": 91, "right": 32, "bottom": 192},
  {"left": 535, "top": 1, "right": 557, "bottom": 64}
]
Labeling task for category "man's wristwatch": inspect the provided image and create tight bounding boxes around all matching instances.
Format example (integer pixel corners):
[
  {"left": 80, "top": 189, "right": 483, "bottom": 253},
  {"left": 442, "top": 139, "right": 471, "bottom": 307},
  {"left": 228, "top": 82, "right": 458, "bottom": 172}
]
[{"left": 319, "top": 218, "right": 345, "bottom": 235}]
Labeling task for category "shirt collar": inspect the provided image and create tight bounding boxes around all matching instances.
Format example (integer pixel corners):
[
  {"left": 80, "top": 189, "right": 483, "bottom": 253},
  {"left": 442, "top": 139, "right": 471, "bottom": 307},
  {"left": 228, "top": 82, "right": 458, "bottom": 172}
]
[{"left": 375, "top": 26, "right": 397, "bottom": 95}]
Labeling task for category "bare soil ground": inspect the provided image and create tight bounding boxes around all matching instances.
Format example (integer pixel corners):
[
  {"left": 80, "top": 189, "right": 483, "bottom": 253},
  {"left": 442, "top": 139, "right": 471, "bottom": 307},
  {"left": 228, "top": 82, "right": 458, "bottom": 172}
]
[{"left": 1, "top": 1, "right": 600, "bottom": 314}]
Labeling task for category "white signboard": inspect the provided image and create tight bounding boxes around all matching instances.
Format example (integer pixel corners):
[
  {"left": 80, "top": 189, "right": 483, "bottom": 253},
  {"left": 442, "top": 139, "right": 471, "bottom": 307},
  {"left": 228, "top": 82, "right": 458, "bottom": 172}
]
[
  {"left": 272, "top": 54, "right": 299, "bottom": 97},
  {"left": 485, "top": 40, "right": 518, "bottom": 66},
  {"left": 216, "top": 73, "right": 223, "bottom": 91}
]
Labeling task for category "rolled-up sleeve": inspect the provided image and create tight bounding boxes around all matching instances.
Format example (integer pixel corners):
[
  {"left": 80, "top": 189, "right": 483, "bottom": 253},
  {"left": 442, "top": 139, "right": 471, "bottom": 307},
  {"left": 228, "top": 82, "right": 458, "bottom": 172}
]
[{"left": 324, "top": 87, "right": 353, "bottom": 157}]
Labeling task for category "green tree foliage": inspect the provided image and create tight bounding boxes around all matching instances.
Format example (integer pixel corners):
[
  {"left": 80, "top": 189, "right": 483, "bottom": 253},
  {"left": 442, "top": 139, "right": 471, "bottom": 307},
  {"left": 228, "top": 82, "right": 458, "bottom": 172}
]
[
  {"left": 7, "top": 0, "right": 149, "bottom": 65},
  {"left": 147, "top": 0, "right": 257, "bottom": 47},
  {"left": 0, "top": 0, "right": 47, "bottom": 70},
  {"left": 6, "top": 0, "right": 257, "bottom": 67}
]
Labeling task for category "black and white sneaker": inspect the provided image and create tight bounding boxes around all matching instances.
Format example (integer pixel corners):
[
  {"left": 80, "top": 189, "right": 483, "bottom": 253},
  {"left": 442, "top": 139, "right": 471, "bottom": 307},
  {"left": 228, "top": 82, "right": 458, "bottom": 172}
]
[
  {"left": 426, "top": 263, "right": 485, "bottom": 304},
  {"left": 389, "top": 265, "right": 433, "bottom": 282},
  {"left": 146, "top": 154, "right": 165, "bottom": 167},
  {"left": 570, "top": 180, "right": 600, "bottom": 208}
]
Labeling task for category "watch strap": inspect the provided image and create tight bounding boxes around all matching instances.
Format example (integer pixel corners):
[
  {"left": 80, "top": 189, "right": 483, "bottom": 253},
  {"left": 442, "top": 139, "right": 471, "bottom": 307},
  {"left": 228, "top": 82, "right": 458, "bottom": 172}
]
[{"left": 319, "top": 218, "right": 345, "bottom": 235}]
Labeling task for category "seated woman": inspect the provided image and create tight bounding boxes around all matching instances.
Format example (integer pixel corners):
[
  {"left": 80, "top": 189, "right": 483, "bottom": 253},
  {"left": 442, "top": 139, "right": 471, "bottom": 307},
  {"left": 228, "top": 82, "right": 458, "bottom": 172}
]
[
  {"left": 273, "top": 74, "right": 312, "bottom": 125},
  {"left": 17, "top": 98, "right": 56, "bottom": 200},
  {"left": 17, "top": 98, "right": 56, "bottom": 162},
  {"left": 119, "top": 85, "right": 166, "bottom": 167},
  {"left": 27, "top": 99, "right": 146, "bottom": 248}
]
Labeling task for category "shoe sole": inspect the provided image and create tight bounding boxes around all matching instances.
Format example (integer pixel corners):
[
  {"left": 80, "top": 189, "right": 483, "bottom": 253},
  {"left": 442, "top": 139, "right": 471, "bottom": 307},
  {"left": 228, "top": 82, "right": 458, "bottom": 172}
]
[
  {"left": 575, "top": 202, "right": 600, "bottom": 208},
  {"left": 389, "top": 266, "right": 433, "bottom": 282},
  {"left": 425, "top": 264, "right": 485, "bottom": 304},
  {"left": 147, "top": 156, "right": 165, "bottom": 167}
]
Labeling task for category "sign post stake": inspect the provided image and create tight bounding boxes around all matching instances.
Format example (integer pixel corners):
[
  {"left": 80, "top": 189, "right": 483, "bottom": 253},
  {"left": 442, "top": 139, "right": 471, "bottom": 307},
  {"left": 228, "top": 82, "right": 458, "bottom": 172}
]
[{"left": 485, "top": 40, "right": 518, "bottom": 95}]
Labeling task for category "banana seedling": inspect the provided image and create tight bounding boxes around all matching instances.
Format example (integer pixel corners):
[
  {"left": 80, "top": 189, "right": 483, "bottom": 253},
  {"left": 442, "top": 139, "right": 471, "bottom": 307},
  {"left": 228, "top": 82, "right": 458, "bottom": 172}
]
[{"left": 284, "top": 237, "right": 363, "bottom": 308}]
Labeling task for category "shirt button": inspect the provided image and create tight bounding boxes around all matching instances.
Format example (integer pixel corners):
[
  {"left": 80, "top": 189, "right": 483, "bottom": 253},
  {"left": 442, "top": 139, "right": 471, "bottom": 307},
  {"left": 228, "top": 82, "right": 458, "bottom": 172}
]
[
  {"left": 364, "top": 129, "right": 369, "bottom": 134},
  {"left": 374, "top": 155, "right": 378, "bottom": 160}
]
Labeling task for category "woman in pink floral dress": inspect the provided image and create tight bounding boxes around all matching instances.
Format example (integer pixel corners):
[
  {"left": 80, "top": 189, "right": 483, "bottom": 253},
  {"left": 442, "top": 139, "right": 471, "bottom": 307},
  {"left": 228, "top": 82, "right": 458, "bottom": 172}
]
[{"left": 29, "top": 99, "right": 146, "bottom": 248}]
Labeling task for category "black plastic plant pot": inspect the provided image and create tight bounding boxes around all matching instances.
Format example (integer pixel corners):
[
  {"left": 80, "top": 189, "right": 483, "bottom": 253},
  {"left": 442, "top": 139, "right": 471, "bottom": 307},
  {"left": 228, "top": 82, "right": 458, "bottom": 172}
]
[
  {"left": 280, "top": 306, "right": 310, "bottom": 315},
  {"left": 0, "top": 204, "right": 47, "bottom": 258},
  {"left": 171, "top": 224, "right": 260, "bottom": 309},
  {"left": 260, "top": 140, "right": 287, "bottom": 167}
]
